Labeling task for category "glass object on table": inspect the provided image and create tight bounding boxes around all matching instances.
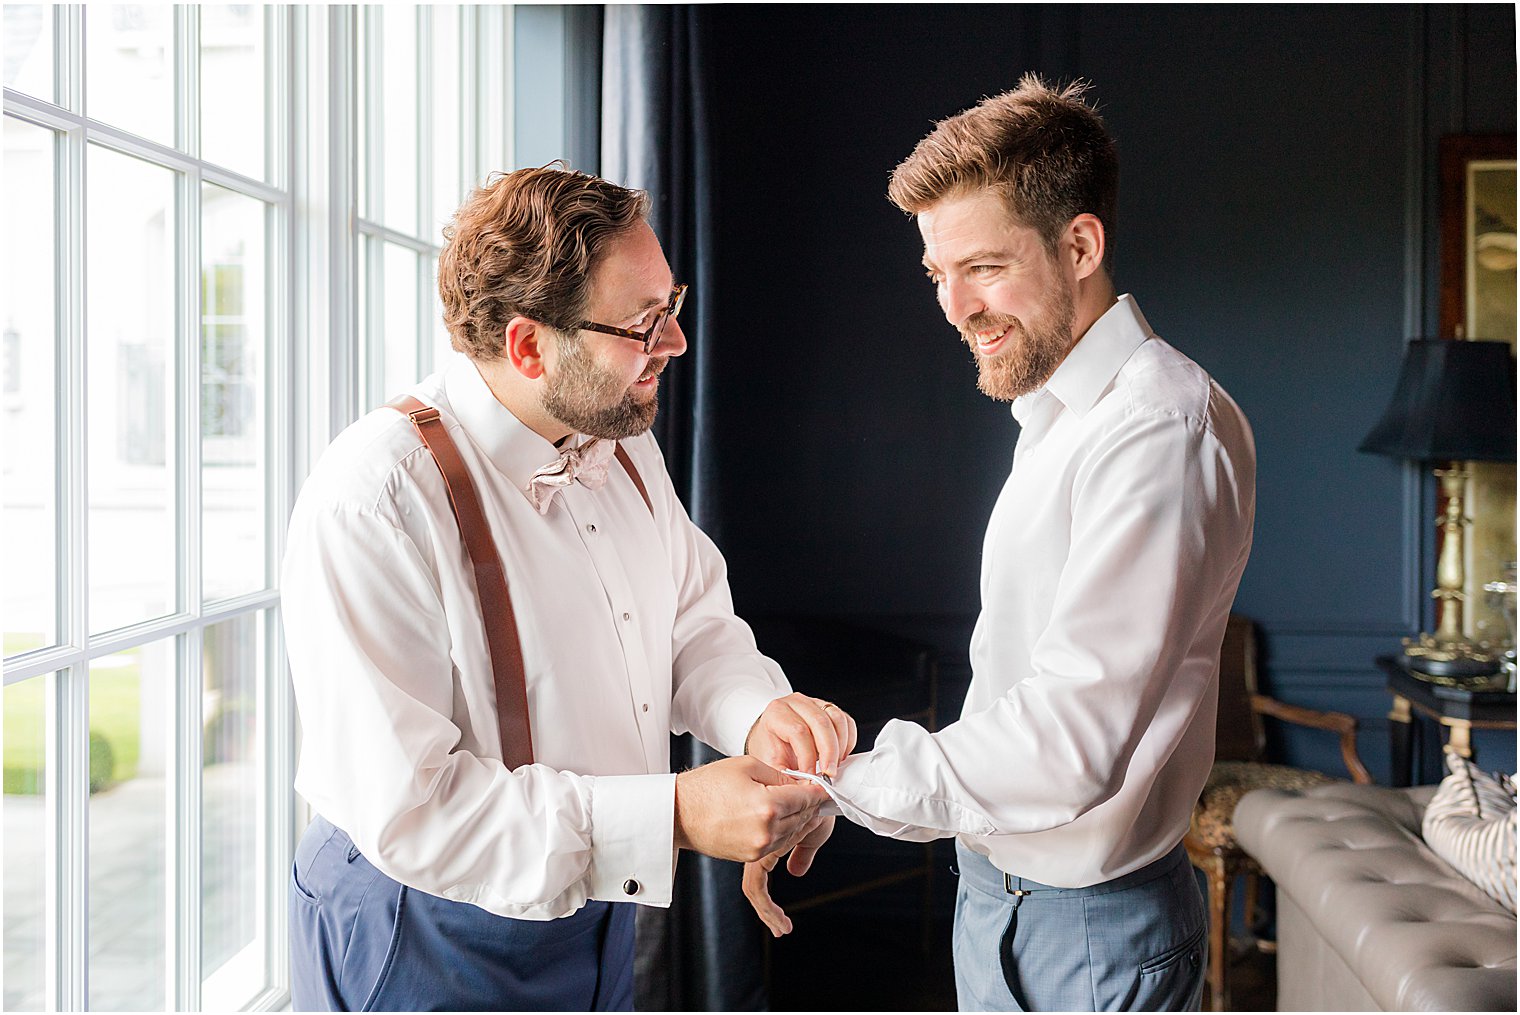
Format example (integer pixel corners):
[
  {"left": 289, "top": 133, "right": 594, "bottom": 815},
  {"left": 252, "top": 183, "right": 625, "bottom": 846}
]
[{"left": 1482, "top": 561, "right": 1517, "bottom": 692}]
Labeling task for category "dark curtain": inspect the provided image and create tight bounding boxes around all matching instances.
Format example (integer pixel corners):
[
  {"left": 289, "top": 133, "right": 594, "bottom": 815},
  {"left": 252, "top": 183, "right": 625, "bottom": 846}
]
[{"left": 601, "top": 6, "right": 765, "bottom": 1011}]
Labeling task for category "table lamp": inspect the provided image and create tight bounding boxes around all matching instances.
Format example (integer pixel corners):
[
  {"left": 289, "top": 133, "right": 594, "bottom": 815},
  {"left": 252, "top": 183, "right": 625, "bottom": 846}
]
[{"left": 1359, "top": 339, "right": 1518, "bottom": 678}]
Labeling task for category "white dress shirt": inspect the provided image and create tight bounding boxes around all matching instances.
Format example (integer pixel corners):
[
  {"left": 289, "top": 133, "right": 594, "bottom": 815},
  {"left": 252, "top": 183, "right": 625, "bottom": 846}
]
[
  {"left": 830, "top": 295, "right": 1256, "bottom": 888},
  {"left": 282, "top": 355, "right": 789, "bottom": 920}
]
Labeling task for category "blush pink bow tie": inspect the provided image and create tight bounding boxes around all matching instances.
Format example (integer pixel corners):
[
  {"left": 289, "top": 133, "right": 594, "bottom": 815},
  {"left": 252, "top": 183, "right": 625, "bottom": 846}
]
[{"left": 525, "top": 438, "right": 615, "bottom": 514}]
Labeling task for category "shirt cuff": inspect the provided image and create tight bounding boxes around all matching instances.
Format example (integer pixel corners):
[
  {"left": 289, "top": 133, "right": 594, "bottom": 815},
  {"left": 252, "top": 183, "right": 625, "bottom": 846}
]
[
  {"left": 586, "top": 773, "right": 677, "bottom": 907},
  {"left": 712, "top": 686, "right": 788, "bottom": 758}
]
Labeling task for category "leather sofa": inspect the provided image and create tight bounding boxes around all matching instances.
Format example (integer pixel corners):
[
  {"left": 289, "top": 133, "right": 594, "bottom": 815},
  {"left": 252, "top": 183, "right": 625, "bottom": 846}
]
[{"left": 1235, "top": 781, "right": 1516, "bottom": 1011}]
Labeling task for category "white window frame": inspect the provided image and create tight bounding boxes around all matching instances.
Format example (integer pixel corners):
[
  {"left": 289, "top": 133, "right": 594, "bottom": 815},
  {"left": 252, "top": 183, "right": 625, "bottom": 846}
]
[{"left": 2, "top": 5, "right": 530, "bottom": 1011}]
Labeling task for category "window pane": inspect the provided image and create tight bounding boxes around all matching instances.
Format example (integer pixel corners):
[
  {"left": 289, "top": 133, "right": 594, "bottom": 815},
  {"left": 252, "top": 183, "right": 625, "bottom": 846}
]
[
  {"left": 3, "top": 118, "right": 58, "bottom": 653},
  {"left": 383, "top": 243, "right": 420, "bottom": 397},
  {"left": 430, "top": 255, "right": 454, "bottom": 377},
  {"left": 430, "top": 5, "right": 461, "bottom": 239},
  {"left": 202, "top": 184, "right": 268, "bottom": 602},
  {"left": 86, "top": 4, "right": 174, "bottom": 147},
  {"left": 356, "top": 11, "right": 370, "bottom": 220},
  {"left": 88, "top": 641, "right": 171, "bottom": 1011},
  {"left": 201, "top": 612, "right": 266, "bottom": 1009},
  {"left": 200, "top": 4, "right": 267, "bottom": 180},
  {"left": 2, "top": 5, "right": 54, "bottom": 103},
  {"left": 381, "top": 5, "right": 418, "bottom": 232},
  {"left": 3, "top": 674, "right": 50, "bottom": 1012},
  {"left": 88, "top": 146, "right": 178, "bottom": 634}
]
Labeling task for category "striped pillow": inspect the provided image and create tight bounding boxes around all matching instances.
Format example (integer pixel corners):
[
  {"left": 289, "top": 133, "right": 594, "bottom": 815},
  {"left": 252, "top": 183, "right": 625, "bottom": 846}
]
[{"left": 1422, "top": 752, "right": 1517, "bottom": 913}]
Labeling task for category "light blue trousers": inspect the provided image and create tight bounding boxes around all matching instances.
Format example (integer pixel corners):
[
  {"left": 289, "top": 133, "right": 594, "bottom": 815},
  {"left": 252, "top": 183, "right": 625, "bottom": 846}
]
[{"left": 953, "top": 840, "right": 1206, "bottom": 1012}]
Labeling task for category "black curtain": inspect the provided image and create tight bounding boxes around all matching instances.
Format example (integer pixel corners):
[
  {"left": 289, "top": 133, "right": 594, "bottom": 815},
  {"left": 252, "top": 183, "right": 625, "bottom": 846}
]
[{"left": 602, "top": 6, "right": 765, "bottom": 1011}]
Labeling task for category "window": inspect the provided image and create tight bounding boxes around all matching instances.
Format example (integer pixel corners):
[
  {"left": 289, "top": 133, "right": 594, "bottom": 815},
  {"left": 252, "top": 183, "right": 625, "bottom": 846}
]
[{"left": 2, "top": 5, "right": 543, "bottom": 1010}]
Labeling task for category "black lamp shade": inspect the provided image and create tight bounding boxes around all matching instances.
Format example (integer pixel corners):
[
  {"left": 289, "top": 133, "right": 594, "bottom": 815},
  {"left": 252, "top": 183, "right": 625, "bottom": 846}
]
[{"left": 1359, "top": 339, "right": 1517, "bottom": 462}]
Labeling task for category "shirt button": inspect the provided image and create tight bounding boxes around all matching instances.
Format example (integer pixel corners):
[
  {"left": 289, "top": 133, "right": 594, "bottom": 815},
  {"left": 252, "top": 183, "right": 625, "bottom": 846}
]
[
  {"left": 586, "top": 523, "right": 597, "bottom": 534},
  {"left": 622, "top": 612, "right": 631, "bottom": 621},
  {"left": 622, "top": 879, "right": 640, "bottom": 896},
  {"left": 641, "top": 703, "right": 649, "bottom": 713}
]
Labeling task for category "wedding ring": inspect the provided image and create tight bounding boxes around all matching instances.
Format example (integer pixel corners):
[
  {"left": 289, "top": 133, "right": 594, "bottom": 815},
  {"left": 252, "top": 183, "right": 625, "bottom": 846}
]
[{"left": 821, "top": 701, "right": 838, "bottom": 711}]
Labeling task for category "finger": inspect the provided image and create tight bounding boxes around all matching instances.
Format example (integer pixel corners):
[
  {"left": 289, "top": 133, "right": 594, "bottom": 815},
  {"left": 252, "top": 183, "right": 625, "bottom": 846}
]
[
  {"left": 797, "top": 699, "right": 842, "bottom": 776},
  {"left": 824, "top": 704, "right": 857, "bottom": 764},
  {"left": 786, "top": 816, "right": 835, "bottom": 877},
  {"left": 748, "top": 734, "right": 798, "bottom": 773},
  {"left": 741, "top": 861, "right": 785, "bottom": 936},
  {"left": 772, "top": 708, "right": 820, "bottom": 778},
  {"left": 767, "top": 800, "right": 827, "bottom": 856},
  {"left": 740, "top": 757, "right": 790, "bottom": 786},
  {"left": 764, "top": 781, "right": 828, "bottom": 816},
  {"left": 742, "top": 860, "right": 793, "bottom": 937}
]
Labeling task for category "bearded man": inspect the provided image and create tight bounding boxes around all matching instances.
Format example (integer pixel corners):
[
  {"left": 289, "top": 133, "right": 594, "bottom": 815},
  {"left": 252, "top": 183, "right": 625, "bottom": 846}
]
[
  {"left": 745, "top": 78, "right": 1257, "bottom": 1012},
  {"left": 282, "top": 166, "right": 853, "bottom": 1011}
]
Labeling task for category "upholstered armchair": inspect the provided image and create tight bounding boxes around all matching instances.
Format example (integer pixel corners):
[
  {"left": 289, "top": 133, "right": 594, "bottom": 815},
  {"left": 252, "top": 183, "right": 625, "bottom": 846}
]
[{"left": 1185, "top": 614, "right": 1373, "bottom": 1011}]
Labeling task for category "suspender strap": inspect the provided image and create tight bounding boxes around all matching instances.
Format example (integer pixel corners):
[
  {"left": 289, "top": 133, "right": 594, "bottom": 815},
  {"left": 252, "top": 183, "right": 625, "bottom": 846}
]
[
  {"left": 383, "top": 395, "right": 657, "bottom": 769},
  {"left": 613, "top": 444, "right": 654, "bottom": 515},
  {"left": 387, "top": 395, "right": 535, "bottom": 770}
]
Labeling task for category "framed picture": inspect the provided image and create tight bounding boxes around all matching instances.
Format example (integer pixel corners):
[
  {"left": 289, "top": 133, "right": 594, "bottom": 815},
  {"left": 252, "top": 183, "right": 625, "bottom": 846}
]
[{"left": 1439, "top": 134, "right": 1517, "bottom": 646}]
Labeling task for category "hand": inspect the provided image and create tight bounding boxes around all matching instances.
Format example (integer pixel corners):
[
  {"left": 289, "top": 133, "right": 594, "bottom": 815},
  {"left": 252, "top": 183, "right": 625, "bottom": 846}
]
[
  {"left": 743, "top": 815, "right": 837, "bottom": 937},
  {"left": 745, "top": 693, "right": 858, "bottom": 777},
  {"left": 673, "top": 756, "right": 828, "bottom": 862}
]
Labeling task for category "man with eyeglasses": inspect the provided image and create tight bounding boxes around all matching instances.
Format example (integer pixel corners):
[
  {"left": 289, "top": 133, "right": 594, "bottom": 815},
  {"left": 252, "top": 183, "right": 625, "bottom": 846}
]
[{"left": 281, "top": 165, "right": 852, "bottom": 1011}]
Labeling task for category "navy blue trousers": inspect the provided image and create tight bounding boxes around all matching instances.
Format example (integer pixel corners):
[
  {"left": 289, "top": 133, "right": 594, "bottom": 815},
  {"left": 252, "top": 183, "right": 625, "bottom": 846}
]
[{"left": 290, "top": 816, "right": 635, "bottom": 1011}]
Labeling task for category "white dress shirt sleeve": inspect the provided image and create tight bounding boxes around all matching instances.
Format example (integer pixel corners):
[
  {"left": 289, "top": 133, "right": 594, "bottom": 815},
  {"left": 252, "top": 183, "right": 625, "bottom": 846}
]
[
  {"left": 831, "top": 409, "right": 1252, "bottom": 841},
  {"left": 284, "top": 498, "right": 676, "bottom": 920},
  {"left": 642, "top": 446, "right": 791, "bottom": 758}
]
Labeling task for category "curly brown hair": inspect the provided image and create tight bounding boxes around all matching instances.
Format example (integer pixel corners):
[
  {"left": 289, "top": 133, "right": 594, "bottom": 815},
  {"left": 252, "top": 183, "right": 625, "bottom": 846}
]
[
  {"left": 438, "top": 164, "right": 651, "bottom": 359},
  {"left": 887, "top": 75, "right": 1118, "bottom": 267}
]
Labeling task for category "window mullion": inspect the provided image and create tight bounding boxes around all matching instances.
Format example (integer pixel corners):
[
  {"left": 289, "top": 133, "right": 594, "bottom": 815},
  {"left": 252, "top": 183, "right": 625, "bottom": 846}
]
[
  {"left": 51, "top": 5, "right": 89, "bottom": 1007},
  {"left": 460, "top": 6, "right": 478, "bottom": 188},
  {"left": 264, "top": 9, "right": 295, "bottom": 1005},
  {"left": 416, "top": 8, "right": 432, "bottom": 380},
  {"left": 174, "top": 626, "right": 204, "bottom": 1013},
  {"left": 172, "top": 6, "right": 204, "bottom": 1008},
  {"left": 362, "top": 6, "right": 383, "bottom": 410},
  {"left": 502, "top": 5, "right": 514, "bottom": 173},
  {"left": 56, "top": 4, "right": 82, "bottom": 114},
  {"left": 327, "top": 6, "right": 359, "bottom": 436}
]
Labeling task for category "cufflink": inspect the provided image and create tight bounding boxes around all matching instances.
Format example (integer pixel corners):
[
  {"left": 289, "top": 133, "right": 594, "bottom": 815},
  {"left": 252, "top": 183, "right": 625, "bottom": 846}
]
[{"left": 622, "top": 879, "right": 640, "bottom": 896}]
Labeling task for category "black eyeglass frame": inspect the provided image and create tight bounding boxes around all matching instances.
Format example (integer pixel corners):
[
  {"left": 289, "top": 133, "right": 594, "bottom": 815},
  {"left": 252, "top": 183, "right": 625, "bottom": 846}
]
[{"left": 577, "top": 283, "right": 688, "bottom": 354}]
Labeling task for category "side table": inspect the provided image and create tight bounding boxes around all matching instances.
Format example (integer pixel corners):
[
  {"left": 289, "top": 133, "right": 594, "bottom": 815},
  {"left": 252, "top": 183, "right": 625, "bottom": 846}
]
[{"left": 1377, "top": 655, "right": 1517, "bottom": 787}]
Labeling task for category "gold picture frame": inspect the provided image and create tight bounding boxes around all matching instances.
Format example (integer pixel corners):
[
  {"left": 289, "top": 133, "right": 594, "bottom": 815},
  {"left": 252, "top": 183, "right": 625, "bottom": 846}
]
[{"left": 1439, "top": 135, "right": 1517, "bottom": 646}]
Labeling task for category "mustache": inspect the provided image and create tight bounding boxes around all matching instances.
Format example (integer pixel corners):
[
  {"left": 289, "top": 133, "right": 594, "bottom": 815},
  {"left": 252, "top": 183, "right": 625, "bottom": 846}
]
[
  {"left": 637, "top": 356, "right": 670, "bottom": 382},
  {"left": 959, "top": 312, "right": 1022, "bottom": 344}
]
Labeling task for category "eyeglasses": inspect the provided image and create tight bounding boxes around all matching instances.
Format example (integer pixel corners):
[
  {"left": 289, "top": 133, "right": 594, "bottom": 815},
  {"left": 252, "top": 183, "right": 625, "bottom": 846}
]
[{"left": 577, "top": 283, "right": 688, "bottom": 355}]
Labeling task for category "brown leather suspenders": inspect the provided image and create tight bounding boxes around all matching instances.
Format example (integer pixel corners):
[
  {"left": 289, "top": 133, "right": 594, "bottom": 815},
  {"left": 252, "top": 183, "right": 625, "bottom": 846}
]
[{"left": 386, "top": 395, "right": 652, "bottom": 770}]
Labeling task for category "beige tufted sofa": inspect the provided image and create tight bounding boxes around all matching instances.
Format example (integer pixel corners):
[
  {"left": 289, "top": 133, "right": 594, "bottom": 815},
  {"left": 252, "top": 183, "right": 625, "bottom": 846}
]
[{"left": 1235, "top": 781, "right": 1516, "bottom": 1011}]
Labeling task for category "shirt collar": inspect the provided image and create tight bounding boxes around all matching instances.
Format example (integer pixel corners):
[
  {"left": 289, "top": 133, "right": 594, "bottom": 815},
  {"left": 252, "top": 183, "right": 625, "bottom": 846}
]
[
  {"left": 441, "top": 355, "right": 574, "bottom": 497},
  {"left": 1011, "top": 294, "right": 1154, "bottom": 423}
]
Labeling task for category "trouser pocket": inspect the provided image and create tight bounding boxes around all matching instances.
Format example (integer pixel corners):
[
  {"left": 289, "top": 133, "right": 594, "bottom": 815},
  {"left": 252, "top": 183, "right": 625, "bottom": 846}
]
[
  {"left": 1131, "top": 921, "right": 1206, "bottom": 1012},
  {"left": 288, "top": 820, "right": 401, "bottom": 1012}
]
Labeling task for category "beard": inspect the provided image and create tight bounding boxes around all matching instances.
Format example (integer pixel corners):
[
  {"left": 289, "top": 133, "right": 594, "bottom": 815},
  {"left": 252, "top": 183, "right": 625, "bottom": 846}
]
[
  {"left": 960, "top": 278, "right": 1076, "bottom": 402},
  {"left": 541, "top": 331, "right": 667, "bottom": 440}
]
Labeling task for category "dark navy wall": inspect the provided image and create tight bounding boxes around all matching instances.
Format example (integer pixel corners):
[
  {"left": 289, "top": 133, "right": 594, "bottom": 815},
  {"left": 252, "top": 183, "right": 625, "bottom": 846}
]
[{"left": 696, "top": 4, "right": 1516, "bottom": 782}]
